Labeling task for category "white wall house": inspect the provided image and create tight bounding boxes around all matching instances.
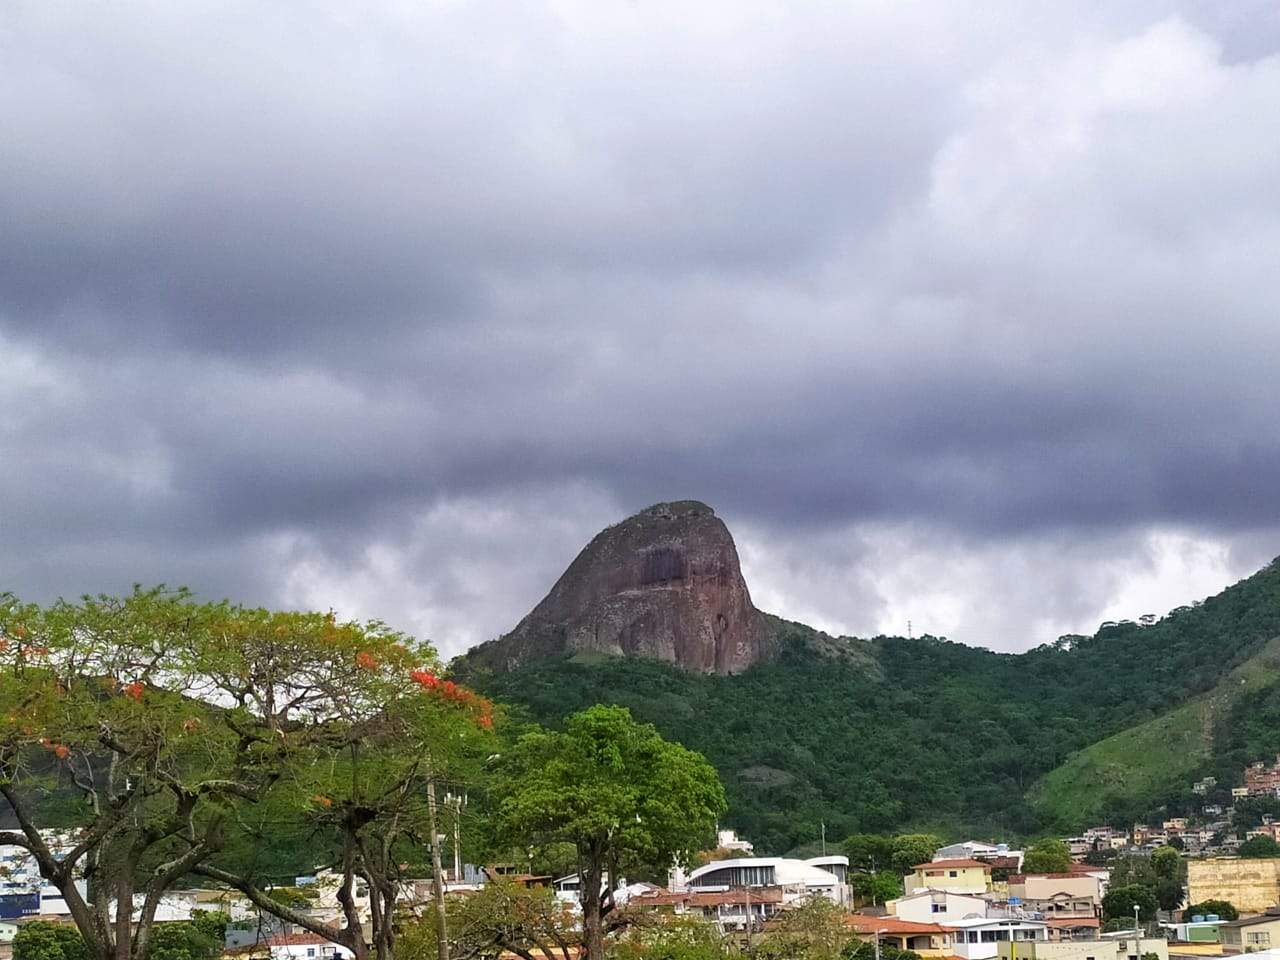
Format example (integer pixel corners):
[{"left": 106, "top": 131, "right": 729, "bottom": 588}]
[
  {"left": 890, "top": 890, "right": 991, "bottom": 924},
  {"left": 947, "top": 917, "right": 1050, "bottom": 960}
]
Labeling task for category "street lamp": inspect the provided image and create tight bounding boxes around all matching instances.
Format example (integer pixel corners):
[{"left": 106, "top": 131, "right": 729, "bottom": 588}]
[{"left": 1134, "top": 904, "right": 1141, "bottom": 948}]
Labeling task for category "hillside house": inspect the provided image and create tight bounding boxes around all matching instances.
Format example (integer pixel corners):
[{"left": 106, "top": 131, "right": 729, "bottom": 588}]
[
  {"left": 946, "top": 917, "right": 1050, "bottom": 960},
  {"left": 224, "top": 933, "right": 354, "bottom": 960},
  {"left": 846, "top": 917, "right": 954, "bottom": 957},
  {"left": 630, "top": 887, "right": 782, "bottom": 933},
  {"left": 889, "top": 890, "right": 990, "bottom": 924},
  {"left": 906, "top": 860, "right": 992, "bottom": 896},
  {"left": 1221, "top": 912, "right": 1280, "bottom": 954},
  {"left": 1007, "top": 874, "right": 1102, "bottom": 920}
]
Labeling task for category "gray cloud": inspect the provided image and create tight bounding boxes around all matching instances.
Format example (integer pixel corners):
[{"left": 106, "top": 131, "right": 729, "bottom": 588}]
[{"left": 3, "top": 1, "right": 1280, "bottom": 655}]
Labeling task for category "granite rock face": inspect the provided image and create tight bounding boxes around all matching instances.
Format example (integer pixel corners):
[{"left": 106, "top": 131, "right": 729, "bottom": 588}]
[{"left": 470, "top": 501, "right": 770, "bottom": 675}]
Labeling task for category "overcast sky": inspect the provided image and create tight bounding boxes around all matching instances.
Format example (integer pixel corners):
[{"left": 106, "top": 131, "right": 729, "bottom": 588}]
[{"left": 4, "top": 1, "right": 1280, "bottom": 657}]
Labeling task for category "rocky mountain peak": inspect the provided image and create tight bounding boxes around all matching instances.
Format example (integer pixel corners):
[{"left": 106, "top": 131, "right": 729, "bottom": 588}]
[{"left": 467, "top": 500, "right": 769, "bottom": 674}]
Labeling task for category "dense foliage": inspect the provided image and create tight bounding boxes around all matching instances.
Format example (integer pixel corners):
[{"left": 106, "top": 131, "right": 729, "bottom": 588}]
[
  {"left": 492, "top": 705, "right": 725, "bottom": 960},
  {"left": 1184, "top": 900, "right": 1239, "bottom": 921},
  {"left": 464, "top": 559, "right": 1280, "bottom": 846}
]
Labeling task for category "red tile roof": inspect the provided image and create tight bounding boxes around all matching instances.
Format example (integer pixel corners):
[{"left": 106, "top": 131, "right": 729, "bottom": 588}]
[
  {"left": 915, "top": 859, "right": 991, "bottom": 871},
  {"left": 847, "top": 917, "right": 948, "bottom": 935},
  {"left": 1046, "top": 918, "right": 1100, "bottom": 928}
]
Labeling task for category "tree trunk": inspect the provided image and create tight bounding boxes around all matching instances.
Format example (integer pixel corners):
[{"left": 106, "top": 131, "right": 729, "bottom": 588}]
[
  {"left": 580, "top": 854, "right": 605, "bottom": 960},
  {"left": 426, "top": 772, "right": 449, "bottom": 960}
]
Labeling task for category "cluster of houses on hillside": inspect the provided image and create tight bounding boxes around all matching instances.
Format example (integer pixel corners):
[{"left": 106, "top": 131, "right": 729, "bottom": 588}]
[{"left": 628, "top": 835, "right": 1170, "bottom": 960}]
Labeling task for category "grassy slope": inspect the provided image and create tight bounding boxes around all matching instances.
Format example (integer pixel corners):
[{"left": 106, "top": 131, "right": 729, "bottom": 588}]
[{"left": 1029, "top": 636, "right": 1280, "bottom": 825}]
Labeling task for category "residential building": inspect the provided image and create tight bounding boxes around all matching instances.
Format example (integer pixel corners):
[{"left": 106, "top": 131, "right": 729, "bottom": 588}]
[
  {"left": 683, "top": 856, "right": 848, "bottom": 904},
  {"left": 1007, "top": 873, "right": 1102, "bottom": 920},
  {"left": 946, "top": 917, "right": 1050, "bottom": 960},
  {"left": 1188, "top": 859, "right": 1280, "bottom": 913},
  {"left": 630, "top": 887, "right": 782, "bottom": 933},
  {"left": 1233, "top": 788, "right": 1251, "bottom": 800},
  {"left": 996, "top": 937, "right": 1168, "bottom": 960},
  {"left": 225, "top": 933, "right": 354, "bottom": 960},
  {"left": 1163, "top": 819, "right": 1188, "bottom": 833},
  {"left": 846, "top": 916, "right": 954, "bottom": 957},
  {"left": 905, "top": 860, "right": 992, "bottom": 896},
  {"left": 936, "top": 843, "right": 1025, "bottom": 873},
  {"left": 1064, "top": 839, "right": 1092, "bottom": 860},
  {"left": 1193, "top": 778, "right": 1218, "bottom": 796},
  {"left": 1246, "top": 757, "right": 1280, "bottom": 797},
  {"left": 1221, "top": 912, "right": 1280, "bottom": 954},
  {"left": 889, "top": 891, "right": 990, "bottom": 924},
  {"left": 1162, "top": 919, "right": 1221, "bottom": 943}
]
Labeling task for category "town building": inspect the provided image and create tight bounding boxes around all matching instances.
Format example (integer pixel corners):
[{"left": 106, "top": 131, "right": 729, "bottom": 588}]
[
  {"left": 1188, "top": 858, "right": 1280, "bottom": 914},
  {"left": 888, "top": 890, "right": 990, "bottom": 924},
  {"left": 846, "top": 916, "right": 954, "bottom": 957},
  {"left": 905, "top": 860, "right": 992, "bottom": 896},
  {"left": 996, "top": 936, "right": 1168, "bottom": 960},
  {"left": 630, "top": 887, "right": 782, "bottom": 933},
  {"left": 225, "top": 933, "right": 354, "bottom": 960},
  {"left": 682, "top": 856, "right": 849, "bottom": 904},
  {"left": 1221, "top": 912, "right": 1280, "bottom": 954},
  {"left": 936, "top": 843, "right": 1026, "bottom": 873},
  {"left": 946, "top": 917, "right": 1050, "bottom": 960},
  {"left": 1006, "top": 873, "right": 1102, "bottom": 920}
]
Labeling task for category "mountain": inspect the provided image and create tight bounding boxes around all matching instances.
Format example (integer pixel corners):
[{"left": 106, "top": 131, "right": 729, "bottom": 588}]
[
  {"left": 455, "top": 502, "right": 1280, "bottom": 853},
  {"left": 466, "top": 500, "right": 770, "bottom": 674}
]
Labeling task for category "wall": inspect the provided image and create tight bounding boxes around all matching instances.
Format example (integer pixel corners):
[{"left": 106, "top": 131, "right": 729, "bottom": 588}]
[{"left": 1188, "top": 860, "right": 1280, "bottom": 914}]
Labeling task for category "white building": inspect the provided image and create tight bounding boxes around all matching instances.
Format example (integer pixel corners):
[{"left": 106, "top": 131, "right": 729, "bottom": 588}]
[
  {"left": 935, "top": 842, "right": 1025, "bottom": 872},
  {"left": 947, "top": 917, "right": 1050, "bottom": 960},
  {"left": 890, "top": 890, "right": 991, "bottom": 924},
  {"left": 228, "top": 933, "right": 354, "bottom": 960},
  {"left": 682, "top": 856, "right": 849, "bottom": 904}
]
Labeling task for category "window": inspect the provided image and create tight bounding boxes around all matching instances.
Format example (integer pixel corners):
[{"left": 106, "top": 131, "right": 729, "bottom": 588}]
[
  {"left": 949, "top": 871, "right": 958, "bottom": 878},
  {"left": 1248, "top": 932, "right": 1272, "bottom": 946},
  {"left": 307, "top": 951, "right": 316, "bottom": 958},
  {"left": 932, "top": 904, "right": 944, "bottom": 913}
]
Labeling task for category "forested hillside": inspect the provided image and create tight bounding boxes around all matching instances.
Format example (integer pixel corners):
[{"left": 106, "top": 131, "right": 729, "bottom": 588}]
[{"left": 460, "top": 558, "right": 1280, "bottom": 854}]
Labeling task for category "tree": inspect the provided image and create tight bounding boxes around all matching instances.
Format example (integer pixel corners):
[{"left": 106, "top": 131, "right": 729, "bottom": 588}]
[
  {"left": 415, "top": 876, "right": 580, "bottom": 960},
  {"left": 142, "top": 913, "right": 228, "bottom": 960},
  {"left": 0, "top": 588, "right": 496, "bottom": 960},
  {"left": 850, "top": 870, "right": 902, "bottom": 906},
  {"left": 1237, "top": 835, "right": 1280, "bottom": 858},
  {"left": 1183, "top": 900, "right": 1238, "bottom": 921},
  {"left": 14, "top": 922, "right": 89, "bottom": 960},
  {"left": 1103, "top": 885, "right": 1158, "bottom": 922},
  {"left": 755, "top": 897, "right": 852, "bottom": 960},
  {"left": 1023, "top": 838, "right": 1072, "bottom": 874},
  {"left": 843, "top": 943, "right": 921, "bottom": 960},
  {"left": 843, "top": 835, "right": 896, "bottom": 874},
  {"left": 612, "top": 916, "right": 733, "bottom": 960},
  {"left": 492, "top": 705, "right": 726, "bottom": 960},
  {"left": 842, "top": 835, "right": 900, "bottom": 904},
  {"left": 890, "top": 835, "right": 943, "bottom": 874}
]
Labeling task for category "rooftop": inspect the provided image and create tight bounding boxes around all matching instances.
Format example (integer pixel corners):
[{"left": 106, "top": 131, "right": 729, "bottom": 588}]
[{"left": 916, "top": 859, "right": 992, "bottom": 871}]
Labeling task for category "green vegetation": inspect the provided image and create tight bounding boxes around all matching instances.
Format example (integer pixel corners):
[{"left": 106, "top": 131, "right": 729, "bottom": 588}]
[
  {"left": 492, "top": 705, "right": 726, "bottom": 960},
  {"left": 1103, "top": 884, "right": 1158, "bottom": 922},
  {"left": 463, "top": 556, "right": 1280, "bottom": 845},
  {"left": 1238, "top": 835, "right": 1280, "bottom": 857},
  {"left": 14, "top": 923, "right": 89, "bottom": 960},
  {"left": 1184, "top": 900, "right": 1239, "bottom": 921},
  {"left": 1023, "top": 838, "right": 1072, "bottom": 873}
]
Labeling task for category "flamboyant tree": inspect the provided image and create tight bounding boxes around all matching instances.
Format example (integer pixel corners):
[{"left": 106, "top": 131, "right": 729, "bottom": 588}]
[
  {"left": 491, "top": 705, "right": 725, "bottom": 960},
  {"left": 0, "top": 587, "right": 496, "bottom": 960}
]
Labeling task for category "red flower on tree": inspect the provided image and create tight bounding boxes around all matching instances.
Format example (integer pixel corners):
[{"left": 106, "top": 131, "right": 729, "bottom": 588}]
[
  {"left": 355, "top": 651, "right": 379, "bottom": 671},
  {"left": 123, "top": 681, "right": 145, "bottom": 702}
]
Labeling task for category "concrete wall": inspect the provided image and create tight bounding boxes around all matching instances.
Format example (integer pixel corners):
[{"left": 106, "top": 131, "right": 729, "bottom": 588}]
[
  {"left": 1188, "top": 859, "right": 1280, "bottom": 914},
  {"left": 997, "top": 938, "right": 1168, "bottom": 960}
]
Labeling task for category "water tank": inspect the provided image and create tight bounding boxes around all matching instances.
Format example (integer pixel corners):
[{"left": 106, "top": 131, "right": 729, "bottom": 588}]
[
  {"left": 1192, "top": 915, "right": 1205, "bottom": 922},
  {"left": 1207, "top": 915, "right": 1220, "bottom": 922}
]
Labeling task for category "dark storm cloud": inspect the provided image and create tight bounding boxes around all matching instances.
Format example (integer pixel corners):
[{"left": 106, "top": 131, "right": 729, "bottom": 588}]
[{"left": 4, "top": 1, "right": 1280, "bottom": 653}]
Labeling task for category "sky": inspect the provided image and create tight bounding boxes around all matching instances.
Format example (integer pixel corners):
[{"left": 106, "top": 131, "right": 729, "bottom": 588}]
[{"left": 3, "top": 0, "right": 1280, "bottom": 658}]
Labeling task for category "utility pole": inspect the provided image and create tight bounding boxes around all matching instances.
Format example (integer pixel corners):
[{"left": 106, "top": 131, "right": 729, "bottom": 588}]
[
  {"left": 875, "top": 928, "right": 886, "bottom": 960},
  {"left": 445, "top": 792, "right": 468, "bottom": 882},
  {"left": 426, "top": 771, "right": 449, "bottom": 960},
  {"left": 821, "top": 822, "right": 826, "bottom": 856}
]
